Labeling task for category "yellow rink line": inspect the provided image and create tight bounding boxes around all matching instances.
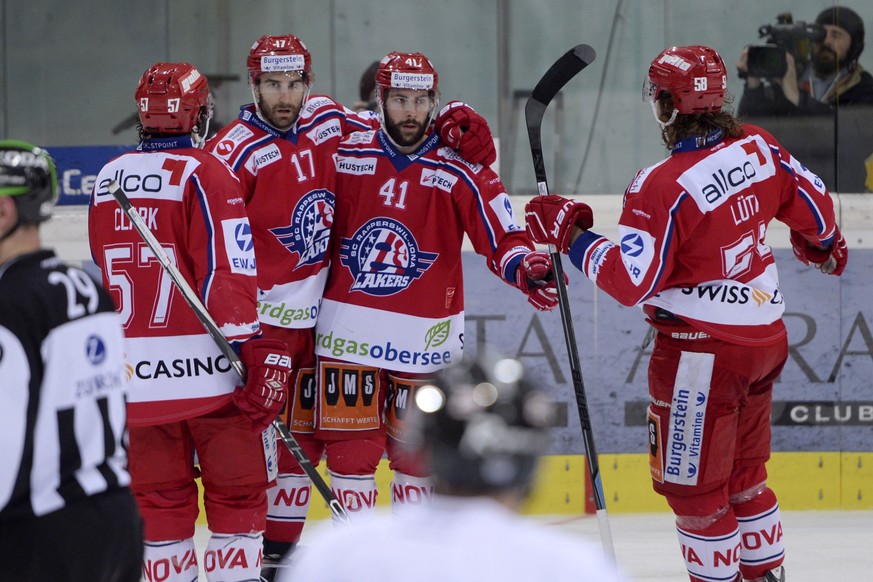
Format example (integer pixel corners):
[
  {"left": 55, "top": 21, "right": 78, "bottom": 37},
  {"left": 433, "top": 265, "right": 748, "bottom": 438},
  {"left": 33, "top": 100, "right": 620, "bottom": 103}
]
[{"left": 195, "top": 451, "right": 873, "bottom": 524}]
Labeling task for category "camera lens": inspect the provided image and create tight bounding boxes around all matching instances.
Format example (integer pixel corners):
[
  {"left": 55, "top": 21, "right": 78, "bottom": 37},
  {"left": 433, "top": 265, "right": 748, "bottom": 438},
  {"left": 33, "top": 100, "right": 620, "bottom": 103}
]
[{"left": 747, "top": 45, "right": 788, "bottom": 78}]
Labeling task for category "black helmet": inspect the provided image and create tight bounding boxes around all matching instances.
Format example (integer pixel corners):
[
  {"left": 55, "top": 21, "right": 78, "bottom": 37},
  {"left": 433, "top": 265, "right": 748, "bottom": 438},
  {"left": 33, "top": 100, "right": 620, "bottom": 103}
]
[
  {"left": 0, "top": 140, "right": 58, "bottom": 225},
  {"left": 411, "top": 354, "right": 556, "bottom": 494},
  {"left": 816, "top": 6, "right": 865, "bottom": 65}
]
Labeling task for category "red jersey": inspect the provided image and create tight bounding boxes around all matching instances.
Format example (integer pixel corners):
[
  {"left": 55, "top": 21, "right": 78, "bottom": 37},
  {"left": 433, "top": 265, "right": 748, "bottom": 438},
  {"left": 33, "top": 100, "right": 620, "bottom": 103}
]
[
  {"left": 89, "top": 137, "right": 260, "bottom": 425},
  {"left": 315, "top": 129, "right": 534, "bottom": 373},
  {"left": 568, "top": 124, "right": 837, "bottom": 346},
  {"left": 206, "top": 97, "right": 376, "bottom": 329}
]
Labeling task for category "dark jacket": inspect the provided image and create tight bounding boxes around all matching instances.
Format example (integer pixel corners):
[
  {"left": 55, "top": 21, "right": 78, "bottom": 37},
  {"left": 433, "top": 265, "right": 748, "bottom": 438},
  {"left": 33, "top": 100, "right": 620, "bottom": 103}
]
[{"left": 739, "top": 64, "right": 873, "bottom": 116}]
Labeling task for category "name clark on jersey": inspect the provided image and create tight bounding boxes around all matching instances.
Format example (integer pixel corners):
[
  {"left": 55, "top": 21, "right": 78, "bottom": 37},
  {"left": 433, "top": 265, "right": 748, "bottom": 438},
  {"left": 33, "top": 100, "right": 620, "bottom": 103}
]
[{"left": 115, "top": 206, "right": 157, "bottom": 231}]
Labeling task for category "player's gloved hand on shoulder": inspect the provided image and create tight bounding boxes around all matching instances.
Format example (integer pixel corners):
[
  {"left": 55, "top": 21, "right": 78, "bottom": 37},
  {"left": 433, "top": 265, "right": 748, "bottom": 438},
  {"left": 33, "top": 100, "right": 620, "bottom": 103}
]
[
  {"left": 234, "top": 338, "right": 291, "bottom": 432},
  {"left": 515, "top": 251, "right": 566, "bottom": 311},
  {"left": 790, "top": 227, "right": 847, "bottom": 276},
  {"left": 434, "top": 101, "right": 497, "bottom": 167},
  {"left": 525, "top": 195, "right": 594, "bottom": 254}
]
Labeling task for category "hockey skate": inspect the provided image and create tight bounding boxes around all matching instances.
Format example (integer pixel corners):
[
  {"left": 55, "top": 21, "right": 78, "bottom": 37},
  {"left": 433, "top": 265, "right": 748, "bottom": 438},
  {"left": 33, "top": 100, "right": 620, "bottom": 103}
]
[
  {"left": 745, "top": 566, "right": 785, "bottom": 582},
  {"left": 260, "top": 541, "right": 297, "bottom": 582}
]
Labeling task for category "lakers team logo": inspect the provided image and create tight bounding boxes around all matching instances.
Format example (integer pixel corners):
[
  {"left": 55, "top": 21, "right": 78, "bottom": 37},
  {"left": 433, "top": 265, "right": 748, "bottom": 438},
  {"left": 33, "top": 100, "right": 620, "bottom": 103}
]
[
  {"left": 340, "top": 217, "right": 438, "bottom": 296},
  {"left": 269, "top": 189, "right": 335, "bottom": 268}
]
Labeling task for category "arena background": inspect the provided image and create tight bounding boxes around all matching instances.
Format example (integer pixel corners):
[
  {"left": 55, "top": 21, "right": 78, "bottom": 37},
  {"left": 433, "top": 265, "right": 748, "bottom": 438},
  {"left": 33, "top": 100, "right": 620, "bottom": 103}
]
[
  {"left": 43, "top": 193, "right": 873, "bottom": 517},
  {"left": 6, "top": 0, "right": 871, "bottom": 516}
]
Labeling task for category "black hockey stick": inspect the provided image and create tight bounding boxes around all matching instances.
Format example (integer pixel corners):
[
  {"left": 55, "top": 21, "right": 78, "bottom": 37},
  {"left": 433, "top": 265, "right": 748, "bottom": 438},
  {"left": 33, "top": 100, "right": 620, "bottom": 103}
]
[
  {"left": 107, "top": 180, "right": 350, "bottom": 524},
  {"left": 525, "top": 45, "right": 615, "bottom": 560}
]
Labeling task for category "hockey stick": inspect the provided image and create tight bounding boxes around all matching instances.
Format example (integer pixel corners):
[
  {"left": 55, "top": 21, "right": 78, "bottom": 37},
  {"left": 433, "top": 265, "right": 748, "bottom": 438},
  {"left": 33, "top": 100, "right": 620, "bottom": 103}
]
[
  {"left": 524, "top": 45, "right": 616, "bottom": 561},
  {"left": 107, "top": 180, "right": 350, "bottom": 524}
]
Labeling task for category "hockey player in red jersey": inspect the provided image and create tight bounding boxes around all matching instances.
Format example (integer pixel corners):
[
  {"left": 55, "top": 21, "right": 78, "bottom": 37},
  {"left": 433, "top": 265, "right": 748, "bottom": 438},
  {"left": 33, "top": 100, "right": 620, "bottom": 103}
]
[
  {"left": 313, "top": 51, "right": 561, "bottom": 523},
  {"left": 89, "top": 62, "right": 291, "bottom": 582},
  {"left": 525, "top": 45, "right": 847, "bottom": 582},
  {"left": 206, "top": 34, "right": 374, "bottom": 575},
  {"left": 207, "top": 36, "right": 501, "bottom": 577}
]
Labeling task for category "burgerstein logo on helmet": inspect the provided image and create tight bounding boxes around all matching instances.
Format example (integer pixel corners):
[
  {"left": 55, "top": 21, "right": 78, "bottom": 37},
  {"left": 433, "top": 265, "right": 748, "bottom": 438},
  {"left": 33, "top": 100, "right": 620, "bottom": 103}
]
[
  {"left": 390, "top": 72, "right": 434, "bottom": 90},
  {"left": 261, "top": 54, "right": 306, "bottom": 72}
]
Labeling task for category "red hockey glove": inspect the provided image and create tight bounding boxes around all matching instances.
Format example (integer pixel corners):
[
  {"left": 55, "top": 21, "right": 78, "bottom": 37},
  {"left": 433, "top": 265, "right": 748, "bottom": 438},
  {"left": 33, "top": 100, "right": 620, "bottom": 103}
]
[
  {"left": 515, "top": 251, "right": 566, "bottom": 311},
  {"left": 434, "top": 101, "right": 497, "bottom": 167},
  {"left": 525, "top": 195, "right": 594, "bottom": 254},
  {"left": 790, "top": 227, "right": 847, "bottom": 276},
  {"left": 234, "top": 338, "right": 290, "bottom": 432}
]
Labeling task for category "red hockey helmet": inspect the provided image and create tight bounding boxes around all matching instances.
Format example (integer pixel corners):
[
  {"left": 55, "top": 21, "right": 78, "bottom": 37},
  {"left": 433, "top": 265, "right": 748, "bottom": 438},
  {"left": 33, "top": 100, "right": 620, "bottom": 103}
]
[
  {"left": 375, "top": 52, "right": 439, "bottom": 93},
  {"left": 136, "top": 62, "right": 210, "bottom": 135},
  {"left": 643, "top": 45, "right": 727, "bottom": 114},
  {"left": 247, "top": 34, "right": 312, "bottom": 81}
]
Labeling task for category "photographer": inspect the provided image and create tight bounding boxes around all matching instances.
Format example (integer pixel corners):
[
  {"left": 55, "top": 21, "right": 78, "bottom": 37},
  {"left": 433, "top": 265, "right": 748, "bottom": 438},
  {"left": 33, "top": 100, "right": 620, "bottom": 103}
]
[{"left": 738, "top": 6, "right": 873, "bottom": 116}]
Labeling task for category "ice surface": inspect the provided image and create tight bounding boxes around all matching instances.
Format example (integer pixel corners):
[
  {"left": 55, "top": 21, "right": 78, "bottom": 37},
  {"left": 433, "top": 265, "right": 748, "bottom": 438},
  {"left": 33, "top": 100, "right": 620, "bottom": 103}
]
[{"left": 190, "top": 510, "right": 872, "bottom": 581}]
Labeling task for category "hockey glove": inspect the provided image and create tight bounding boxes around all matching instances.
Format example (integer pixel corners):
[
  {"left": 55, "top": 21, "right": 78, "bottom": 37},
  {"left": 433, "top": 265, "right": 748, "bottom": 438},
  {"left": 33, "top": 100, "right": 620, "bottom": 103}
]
[
  {"left": 515, "top": 251, "right": 566, "bottom": 311},
  {"left": 525, "top": 195, "right": 594, "bottom": 254},
  {"left": 234, "top": 338, "right": 291, "bottom": 432},
  {"left": 434, "top": 101, "right": 497, "bottom": 167},
  {"left": 790, "top": 227, "right": 847, "bottom": 276}
]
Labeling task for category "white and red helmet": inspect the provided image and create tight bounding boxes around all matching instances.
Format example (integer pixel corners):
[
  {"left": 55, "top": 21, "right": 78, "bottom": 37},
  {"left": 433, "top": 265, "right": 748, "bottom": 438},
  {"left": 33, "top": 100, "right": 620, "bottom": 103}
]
[
  {"left": 375, "top": 51, "right": 440, "bottom": 130},
  {"left": 247, "top": 34, "right": 312, "bottom": 83},
  {"left": 643, "top": 45, "right": 727, "bottom": 116},
  {"left": 375, "top": 51, "right": 439, "bottom": 93},
  {"left": 136, "top": 62, "right": 211, "bottom": 136}
]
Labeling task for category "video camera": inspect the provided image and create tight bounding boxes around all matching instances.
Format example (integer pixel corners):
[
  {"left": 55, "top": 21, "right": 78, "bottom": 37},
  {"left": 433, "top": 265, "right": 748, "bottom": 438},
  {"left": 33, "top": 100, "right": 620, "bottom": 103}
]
[{"left": 743, "top": 13, "right": 825, "bottom": 79}]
